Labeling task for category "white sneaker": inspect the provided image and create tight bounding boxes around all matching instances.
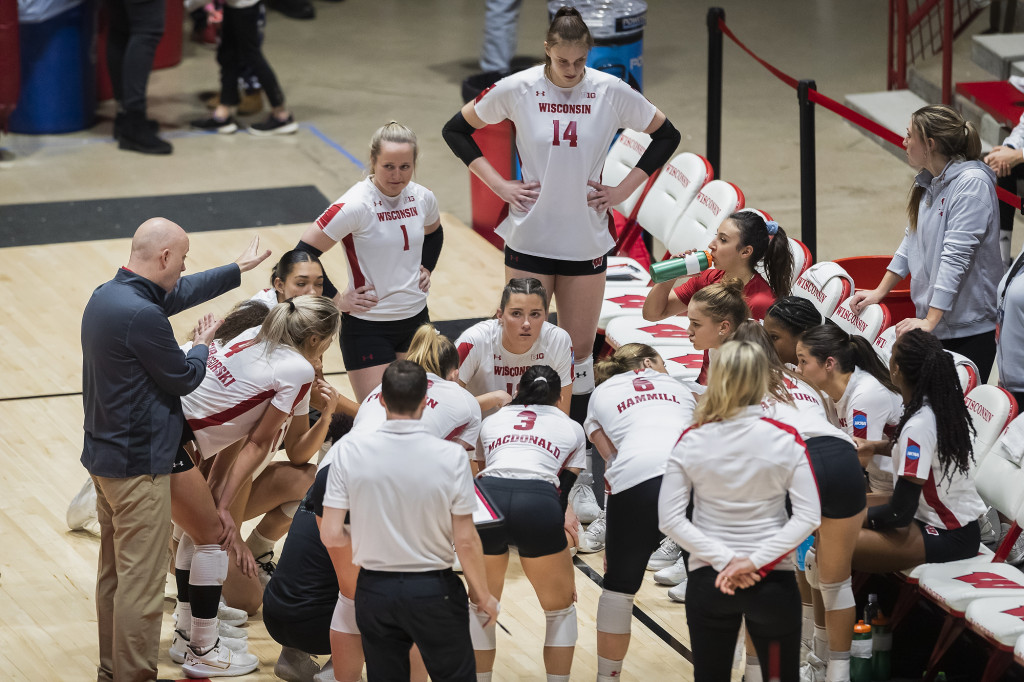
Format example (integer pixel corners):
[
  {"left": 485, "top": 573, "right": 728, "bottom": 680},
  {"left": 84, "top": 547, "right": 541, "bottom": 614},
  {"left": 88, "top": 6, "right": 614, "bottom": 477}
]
[
  {"left": 182, "top": 642, "right": 260, "bottom": 678},
  {"left": 274, "top": 645, "right": 320, "bottom": 682},
  {"left": 653, "top": 555, "right": 687, "bottom": 586},
  {"left": 667, "top": 579, "right": 687, "bottom": 603},
  {"left": 170, "top": 629, "right": 249, "bottom": 665},
  {"left": 219, "top": 600, "right": 248, "bottom": 627},
  {"left": 1002, "top": 522, "right": 1024, "bottom": 565},
  {"left": 647, "top": 537, "right": 681, "bottom": 570},
  {"left": 255, "top": 551, "right": 276, "bottom": 589},
  {"left": 577, "top": 510, "right": 606, "bottom": 553},
  {"left": 800, "top": 653, "right": 827, "bottom": 682},
  {"left": 570, "top": 473, "right": 601, "bottom": 524},
  {"left": 312, "top": 659, "right": 337, "bottom": 682},
  {"left": 979, "top": 507, "right": 999, "bottom": 549}
]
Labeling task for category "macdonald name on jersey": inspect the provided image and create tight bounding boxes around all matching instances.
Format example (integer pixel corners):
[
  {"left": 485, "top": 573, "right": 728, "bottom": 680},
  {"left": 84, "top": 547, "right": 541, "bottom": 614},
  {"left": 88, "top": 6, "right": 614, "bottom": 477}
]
[{"left": 486, "top": 433, "right": 562, "bottom": 459}]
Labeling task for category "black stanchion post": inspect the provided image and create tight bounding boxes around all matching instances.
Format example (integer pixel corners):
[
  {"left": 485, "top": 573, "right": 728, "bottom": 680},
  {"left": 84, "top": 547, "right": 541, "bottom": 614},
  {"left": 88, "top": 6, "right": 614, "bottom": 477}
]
[
  {"left": 797, "top": 79, "right": 817, "bottom": 261},
  {"left": 706, "top": 7, "right": 725, "bottom": 176}
]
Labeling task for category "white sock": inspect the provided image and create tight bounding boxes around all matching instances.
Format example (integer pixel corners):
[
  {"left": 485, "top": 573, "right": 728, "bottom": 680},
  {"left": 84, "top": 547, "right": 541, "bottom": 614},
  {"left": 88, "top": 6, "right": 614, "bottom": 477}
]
[
  {"left": 597, "top": 656, "right": 622, "bottom": 682},
  {"left": 814, "top": 625, "right": 829, "bottom": 660},
  {"left": 245, "top": 528, "right": 275, "bottom": 558},
  {"left": 476, "top": 674, "right": 492, "bottom": 682},
  {"left": 190, "top": 616, "right": 219, "bottom": 653},
  {"left": 826, "top": 655, "right": 851, "bottom": 682},
  {"left": 547, "top": 675, "right": 570, "bottom": 682},
  {"left": 175, "top": 601, "right": 193, "bottom": 637},
  {"left": 801, "top": 604, "right": 814, "bottom": 647},
  {"left": 745, "top": 656, "right": 763, "bottom": 682}
]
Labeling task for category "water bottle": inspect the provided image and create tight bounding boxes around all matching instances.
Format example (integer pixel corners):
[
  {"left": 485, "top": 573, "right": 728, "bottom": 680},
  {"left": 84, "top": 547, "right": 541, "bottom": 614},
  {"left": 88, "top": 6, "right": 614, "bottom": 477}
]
[
  {"left": 863, "top": 594, "right": 879, "bottom": 631},
  {"left": 547, "top": 1, "right": 648, "bottom": 90},
  {"left": 649, "top": 250, "right": 713, "bottom": 283},
  {"left": 871, "top": 613, "right": 892, "bottom": 681},
  {"left": 851, "top": 620, "right": 873, "bottom": 682}
]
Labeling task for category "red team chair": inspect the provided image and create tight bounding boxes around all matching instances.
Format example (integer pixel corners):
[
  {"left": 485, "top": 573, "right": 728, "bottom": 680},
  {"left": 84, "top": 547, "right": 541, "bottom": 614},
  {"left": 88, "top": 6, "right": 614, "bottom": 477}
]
[
  {"left": 791, "top": 261, "right": 855, "bottom": 321},
  {"left": 829, "top": 297, "right": 890, "bottom": 343}
]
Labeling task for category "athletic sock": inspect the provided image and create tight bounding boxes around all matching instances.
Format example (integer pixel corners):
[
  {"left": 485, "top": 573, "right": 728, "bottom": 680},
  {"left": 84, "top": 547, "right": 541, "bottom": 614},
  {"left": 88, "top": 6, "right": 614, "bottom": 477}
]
[
  {"left": 814, "top": 625, "right": 829, "bottom": 660},
  {"left": 826, "top": 652, "right": 851, "bottom": 682},
  {"left": 475, "top": 674, "right": 492, "bottom": 682},
  {"left": 246, "top": 528, "right": 276, "bottom": 558},
  {"left": 801, "top": 603, "right": 814, "bottom": 649},
  {"left": 547, "top": 675, "right": 570, "bottom": 682},
  {"left": 745, "top": 655, "right": 763, "bottom": 682},
  {"left": 175, "top": 601, "right": 193, "bottom": 638},
  {"left": 191, "top": 616, "right": 219, "bottom": 653},
  {"left": 597, "top": 656, "right": 622, "bottom": 682}
]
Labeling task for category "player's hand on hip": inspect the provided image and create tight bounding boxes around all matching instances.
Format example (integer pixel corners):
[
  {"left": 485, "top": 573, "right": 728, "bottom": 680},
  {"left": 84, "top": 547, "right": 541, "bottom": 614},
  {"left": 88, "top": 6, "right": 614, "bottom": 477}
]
[
  {"left": 586, "top": 179, "right": 625, "bottom": 213},
  {"left": 499, "top": 179, "right": 540, "bottom": 212},
  {"left": 418, "top": 266, "right": 431, "bottom": 293},
  {"left": 193, "top": 313, "right": 223, "bottom": 347},
  {"left": 340, "top": 285, "right": 379, "bottom": 314},
  {"left": 234, "top": 235, "right": 273, "bottom": 273}
]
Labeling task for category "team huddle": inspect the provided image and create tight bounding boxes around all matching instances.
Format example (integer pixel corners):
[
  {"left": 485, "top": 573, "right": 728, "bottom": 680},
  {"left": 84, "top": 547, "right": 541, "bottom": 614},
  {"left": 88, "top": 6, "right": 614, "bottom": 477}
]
[{"left": 78, "top": 6, "right": 1016, "bottom": 682}]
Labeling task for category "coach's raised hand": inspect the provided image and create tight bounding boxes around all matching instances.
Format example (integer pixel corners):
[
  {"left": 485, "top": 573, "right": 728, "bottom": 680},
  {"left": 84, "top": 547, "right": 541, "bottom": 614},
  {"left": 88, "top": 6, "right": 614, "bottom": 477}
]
[{"left": 234, "top": 235, "right": 273, "bottom": 273}]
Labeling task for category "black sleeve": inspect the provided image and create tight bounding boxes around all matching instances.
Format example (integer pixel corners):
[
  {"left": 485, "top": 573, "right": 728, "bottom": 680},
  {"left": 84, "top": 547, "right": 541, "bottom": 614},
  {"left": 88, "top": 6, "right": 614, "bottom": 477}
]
[
  {"left": 442, "top": 111, "right": 484, "bottom": 166},
  {"left": 558, "top": 469, "right": 579, "bottom": 513},
  {"left": 295, "top": 239, "right": 338, "bottom": 299},
  {"left": 421, "top": 225, "right": 444, "bottom": 271},
  {"left": 866, "top": 477, "right": 923, "bottom": 531},
  {"left": 635, "top": 118, "right": 681, "bottom": 177}
]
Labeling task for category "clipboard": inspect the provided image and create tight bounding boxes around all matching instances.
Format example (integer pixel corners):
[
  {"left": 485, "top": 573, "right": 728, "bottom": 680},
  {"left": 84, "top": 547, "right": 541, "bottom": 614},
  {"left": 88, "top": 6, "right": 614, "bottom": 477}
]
[{"left": 473, "top": 482, "right": 505, "bottom": 529}]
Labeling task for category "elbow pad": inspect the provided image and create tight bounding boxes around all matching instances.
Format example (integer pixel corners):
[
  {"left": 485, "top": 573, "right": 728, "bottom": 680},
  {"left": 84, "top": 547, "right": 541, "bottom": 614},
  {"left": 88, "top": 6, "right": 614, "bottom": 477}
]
[
  {"left": 635, "top": 118, "right": 681, "bottom": 176},
  {"left": 558, "top": 469, "right": 579, "bottom": 513},
  {"left": 421, "top": 226, "right": 444, "bottom": 271},
  {"left": 866, "top": 477, "right": 923, "bottom": 531},
  {"left": 442, "top": 111, "right": 484, "bottom": 166},
  {"left": 295, "top": 239, "right": 338, "bottom": 299}
]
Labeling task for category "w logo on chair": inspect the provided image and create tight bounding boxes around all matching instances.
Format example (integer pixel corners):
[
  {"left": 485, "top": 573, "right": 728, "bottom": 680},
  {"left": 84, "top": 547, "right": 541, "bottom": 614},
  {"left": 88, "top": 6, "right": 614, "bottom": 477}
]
[
  {"left": 639, "top": 324, "right": 689, "bottom": 339},
  {"left": 954, "top": 572, "right": 1024, "bottom": 590}
]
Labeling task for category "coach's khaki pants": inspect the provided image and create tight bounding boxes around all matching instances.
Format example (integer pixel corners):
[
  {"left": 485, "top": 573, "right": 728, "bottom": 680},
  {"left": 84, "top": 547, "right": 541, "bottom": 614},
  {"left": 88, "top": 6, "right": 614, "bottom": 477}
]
[{"left": 92, "top": 474, "right": 172, "bottom": 682}]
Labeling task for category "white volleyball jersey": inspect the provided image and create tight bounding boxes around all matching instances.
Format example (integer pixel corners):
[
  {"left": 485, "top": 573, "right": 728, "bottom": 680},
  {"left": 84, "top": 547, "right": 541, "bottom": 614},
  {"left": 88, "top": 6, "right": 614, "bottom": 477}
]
[
  {"left": 249, "top": 288, "right": 279, "bottom": 308},
  {"left": 584, "top": 368, "right": 696, "bottom": 494},
  {"left": 349, "top": 372, "right": 482, "bottom": 455},
  {"left": 761, "top": 376, "right": 853, "bottom": 445},
  {"left": 895, "top": 404, "right": 986, "bottom": 529},
  {"left": 315, "top": 177, "right": 439, "bottom": 322},
  {"left": 182, "top": 327, "right": 314, "bottom": 459},
  {"left": 474, "top": 65, "right": 657, "bottom": 260},
  {"left": 456, "top": 319, "right": 574, "bottom": 398},
  {"left": 479, "top": 404, "right": 586, "bottom": 486},
  {"left": 836, "top": 368, "right": 903, "bottom": 491}
]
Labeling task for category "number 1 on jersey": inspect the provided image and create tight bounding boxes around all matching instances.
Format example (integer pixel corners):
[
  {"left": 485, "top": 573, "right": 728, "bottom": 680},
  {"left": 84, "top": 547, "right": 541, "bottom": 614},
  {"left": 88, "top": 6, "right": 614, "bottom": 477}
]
[
  {"left": 552, "top": 120, "right": 578, "bottom": 147},
  {"left": 399, "top": 224, "right": 409, "bottom": 251}
]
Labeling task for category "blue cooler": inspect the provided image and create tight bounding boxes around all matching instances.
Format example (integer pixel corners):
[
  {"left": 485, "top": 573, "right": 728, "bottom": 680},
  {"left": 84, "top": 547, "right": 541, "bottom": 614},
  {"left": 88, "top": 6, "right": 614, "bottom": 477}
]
[
  {"left": 10, "top": 0, "right": 96, "bottom": 134},
  {"left": 548, "top": 0, "right": 647, "bottom": 92}
]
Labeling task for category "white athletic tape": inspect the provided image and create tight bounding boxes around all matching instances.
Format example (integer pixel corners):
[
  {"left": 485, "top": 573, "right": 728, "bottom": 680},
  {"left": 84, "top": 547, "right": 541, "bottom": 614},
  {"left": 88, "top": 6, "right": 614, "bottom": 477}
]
[
  {"left": 544, "top": 605, "right": 578, "bottom": 647},
  {"left": 804, "top": 547, "right": 819, "bottom": 589},
  {"left": 468, "top": 603, "right": 496, "bottom": 650},
  {"left": 596, "top": 589, "right": 634, "bottom": 635},
  {"left": 280, "top": 501, "right": 300, "bottom": 518},
  {"left": 191, "top": 544, "right": 228, "bottom": 586},
  {"left": 330, "top": 593, "right": 360, "bottom": 635},
  {"left": 175, "top": 533, "right": 195, "bottom": 571},
  {"left": 171, "top": 522, "right": 183, "bottom": 542},
  {"left": 819, "top": 577, "right": 855, "bottom": 612},
  {"left": 573, "top": 355, "right": 595, "bottom": 395}
]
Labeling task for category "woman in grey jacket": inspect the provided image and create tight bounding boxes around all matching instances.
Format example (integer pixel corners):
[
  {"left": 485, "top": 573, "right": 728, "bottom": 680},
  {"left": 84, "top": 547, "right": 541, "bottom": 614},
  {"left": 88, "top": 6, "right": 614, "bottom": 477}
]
[{"left": 851, "top": 104, "right": 1005, "bottom": 380}]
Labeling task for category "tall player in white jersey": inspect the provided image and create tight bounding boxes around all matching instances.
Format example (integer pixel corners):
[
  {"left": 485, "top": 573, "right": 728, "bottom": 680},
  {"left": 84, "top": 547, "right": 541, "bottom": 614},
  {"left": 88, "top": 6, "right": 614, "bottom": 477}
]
[
  {"left": 170, "top": 297, "right": 341, "bottom": 677},
  {"left": 469, "top": 365, "right": 585, "bottom": 682},
  {"left": 796, "top": 324, "right": 903, "bottom": 493},
  {"left": 442, "top": 6, "right": 680, "bottom": 434},
  {"left": 456, "top": 278, "right": 574, "bottom": 415},
  {"left": 297, "top": 122, "right": 444, "bottom": 401},
  {"left": 583, "top": 344, "right": 696, "bottom": 682}
]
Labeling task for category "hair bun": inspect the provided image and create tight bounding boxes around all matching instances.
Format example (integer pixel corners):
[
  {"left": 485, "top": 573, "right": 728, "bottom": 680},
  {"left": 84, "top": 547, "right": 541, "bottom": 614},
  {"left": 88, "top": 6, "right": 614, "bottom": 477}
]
[
  {"left": 554, "top": 5, "right": 582, "bottom": 18},
  {"left": 722, "top": 277, "right": 745, "bottom": 295}
]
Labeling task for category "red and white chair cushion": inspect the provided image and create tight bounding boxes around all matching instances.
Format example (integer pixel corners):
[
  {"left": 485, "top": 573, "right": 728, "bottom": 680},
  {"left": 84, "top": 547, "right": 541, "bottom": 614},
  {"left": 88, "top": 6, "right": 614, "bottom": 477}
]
[
  {"left": 662, "top": 180, "right": 745, "bottom": 257},
  {"left": 949, "top": 351, "right": 981, "bottom": 396},
  {"left": 603, "top": 129, "right": 653, "bottom": 222},
  {"left": 791, "top": 262, "right": 854, "bottom": 321},
  {"left": 919, "top": 565, "right": 1024, "bottom": 617},
  {"left": 656, "top": 347, "right": 705, "bottom": 383},
  {"left": 874, "top": 325, "right": 898, "bottom": 364},
  {"left": 604, "top": 315, "right": 693, "bottom": 349},
  {"left": 965, "top": 385, "right": 1019, "bottom": 465},
  {"left": 788, "top": 238, "right": 813, "bottom": 281},
  {"left": 829, "top": 297, "right": 890, "bottom": 343},
  {"left": 598, "top": 287, "right": 652, "bottom": 333},
  {"left": 965, "top": 595, "right": 1024, "bottom": 649}
]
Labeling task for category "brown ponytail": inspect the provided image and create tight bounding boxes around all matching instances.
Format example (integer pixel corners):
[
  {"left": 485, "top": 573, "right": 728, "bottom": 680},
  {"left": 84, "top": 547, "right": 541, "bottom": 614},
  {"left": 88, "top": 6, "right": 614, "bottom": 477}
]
[{"left": 545, "top": 6, "right": 594, "bottom": 66}]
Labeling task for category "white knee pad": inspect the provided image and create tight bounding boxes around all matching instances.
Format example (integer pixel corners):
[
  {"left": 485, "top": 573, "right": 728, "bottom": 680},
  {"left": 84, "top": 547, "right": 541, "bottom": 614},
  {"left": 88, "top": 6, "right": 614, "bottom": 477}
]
[
  {"left": 330, "top": 593, "right": 360, "bottom": 635},
  {"left": 280, "top": 500, "right": 300, "bottom": 518},
  {"left": 819, "top": 577, "right": 855, "bottom": 612},
  {"left": 175, "top": 533, "right": 195, "bottom": 571},
  {"left": 544, "top": 605, "right": 578, "bottom": 647},
  {"left": 804, "top": 547, "right": 819, "bottom": 589},
  {"left": 191, "top": 544, "right": 228, "bottom": 586},
  {"left": 469, "top": 602, "right": 496, "bottom": 651},
  {"left": 596, "top": 589, "right": 634, "bottom": 635},
  {"left": 573, "top": 354, "right": 595, "bottom": 395}
]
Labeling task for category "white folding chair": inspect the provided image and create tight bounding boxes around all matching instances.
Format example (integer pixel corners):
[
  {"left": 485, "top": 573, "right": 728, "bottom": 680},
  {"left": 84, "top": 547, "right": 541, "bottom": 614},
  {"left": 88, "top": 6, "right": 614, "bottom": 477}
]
[
  {"left": 829, "top": 297, "right": 890, "bottom": 343},
  {"left": 662, "top": 180, "right": 745, "bottom": 257},
  {"left": 604, "top": 315, "right": 693, "bottom": 350},
  {"left": 874, "top": 325, "right": 898, "bottom": 364},
  {"left": 965, "top": 385, "right": 1019, "bottom": 465},
  {"left": 791, "top": 262, "right": 854, "bottom": 321},
  {"left": 949, "top": 351, "right": 981, "bottom": 395},
  {"left": 603, "top": 129, "right": 654, "bottom": 224},
  {"left": 656, "top": 347, "right": 705, "bottom": 383}
]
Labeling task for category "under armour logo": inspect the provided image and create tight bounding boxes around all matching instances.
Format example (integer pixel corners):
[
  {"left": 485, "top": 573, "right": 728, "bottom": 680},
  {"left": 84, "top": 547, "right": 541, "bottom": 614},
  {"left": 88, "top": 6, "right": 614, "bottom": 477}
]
[
  {"left": 536, "top": 90, "right": 546, "bottom": 96},
  {"left": 576, "top": 370, "right": 588, "bottom": 378},
  {"left": 373, "top": 200, "right": 383, "bottom": 207},
  {"left": 362, "top": 354, "right": 374, "bottom": 362}
]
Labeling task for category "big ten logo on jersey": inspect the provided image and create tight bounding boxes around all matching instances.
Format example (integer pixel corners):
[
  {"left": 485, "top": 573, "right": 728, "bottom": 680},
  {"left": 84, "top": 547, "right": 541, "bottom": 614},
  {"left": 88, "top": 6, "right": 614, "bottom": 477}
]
[
  {"left": 531, "top": 352, "right": 545, "bottom": 361},
  {"left": 585, "top": 91, "right": 596, "bottom": 99}
]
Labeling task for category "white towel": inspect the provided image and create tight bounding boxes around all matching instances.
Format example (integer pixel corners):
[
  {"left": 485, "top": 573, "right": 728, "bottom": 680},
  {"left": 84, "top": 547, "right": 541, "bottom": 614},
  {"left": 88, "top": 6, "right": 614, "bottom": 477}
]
[{"left": 996, "top": 416, "right": 1024, "bottom": 467}]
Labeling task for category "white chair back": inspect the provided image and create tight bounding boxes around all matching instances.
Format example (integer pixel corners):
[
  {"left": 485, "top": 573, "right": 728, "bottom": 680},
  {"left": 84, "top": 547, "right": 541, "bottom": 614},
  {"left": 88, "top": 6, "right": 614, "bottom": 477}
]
[
  {"left": 635, "top": 152, "right": 712, "bottom": 246},
  {"left": 965, "top": 384, "right": 1019, "bottom": 465},
  {"left": 973, "top": 415, "right": 1024, "bottom": 518},
  {"left": 792, "top": 261, "right": 854, "bottom": 321},
  {"left": 603, "top": 130, "right": 652, "bottom": 220},
  {"left": 663, "top": 180, "right": 745, "bottom": 257},
  {"left": 829, "top": 297, "right": 891, "bottom": 343},
  {"left": 874, "top": 325, "right": 898, "bottom": 363},
  {"left": 946, "top": 351, "right": 980, "bottom": 395}
]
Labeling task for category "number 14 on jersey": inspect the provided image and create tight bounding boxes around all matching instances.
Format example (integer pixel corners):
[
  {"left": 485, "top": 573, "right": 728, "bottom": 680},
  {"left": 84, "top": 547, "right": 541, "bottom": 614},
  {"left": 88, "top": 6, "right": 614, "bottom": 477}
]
[{"left": 552, "top": 120, "right": 578, "bottom": 147}]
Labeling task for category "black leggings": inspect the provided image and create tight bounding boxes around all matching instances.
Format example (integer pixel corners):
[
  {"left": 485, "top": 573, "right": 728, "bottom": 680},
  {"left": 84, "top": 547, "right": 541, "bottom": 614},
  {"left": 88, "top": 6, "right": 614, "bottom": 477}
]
[
  {"left": 942, "top": 329, "right": 996, "bottom": 385},
  {"left": 604, "top": 476, "right": 665, "bottom": 595},
  {"left": 218, "top": 2, "right": 285, "bottom": 108},
  {"left": 106, "top": 0, "right": 165, "bottom": 113},
  {"left": 686, "top": 567, "right": 802, "bottom": 682}
]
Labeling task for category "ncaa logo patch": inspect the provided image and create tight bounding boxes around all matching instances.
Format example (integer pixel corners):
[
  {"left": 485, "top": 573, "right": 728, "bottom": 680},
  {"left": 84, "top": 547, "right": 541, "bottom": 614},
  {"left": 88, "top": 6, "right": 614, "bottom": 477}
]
[
  {"left": 906, "top": 443, "right": 921, "bottom": 461},
  {"left": 852, "top": 414, "right": 868, "bottom": 431}
]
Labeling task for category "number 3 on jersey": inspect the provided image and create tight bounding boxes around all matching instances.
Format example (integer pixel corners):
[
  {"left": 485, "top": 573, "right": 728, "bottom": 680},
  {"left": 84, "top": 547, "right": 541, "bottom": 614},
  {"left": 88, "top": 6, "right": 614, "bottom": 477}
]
[
  {"left": 513, "top": 410, "right": 538, "bottom": 431},
  {"left": 552, "top": 120, "right": 578, "bottom": 147}
]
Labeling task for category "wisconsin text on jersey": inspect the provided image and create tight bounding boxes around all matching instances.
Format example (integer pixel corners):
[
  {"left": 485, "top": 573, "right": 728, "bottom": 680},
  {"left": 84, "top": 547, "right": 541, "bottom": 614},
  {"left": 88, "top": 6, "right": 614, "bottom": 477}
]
[
  {"left": 376, "top": 207, "right": 419, "bottom": 222},
  {"left": 616, "top": 392, "right": 683, "bottom": 413},
  {"left": 487, "top": 434, "right": 562, "bottom": 458},
  {"left": 537, "top": 103, "right": 594, "bottom": 114}
]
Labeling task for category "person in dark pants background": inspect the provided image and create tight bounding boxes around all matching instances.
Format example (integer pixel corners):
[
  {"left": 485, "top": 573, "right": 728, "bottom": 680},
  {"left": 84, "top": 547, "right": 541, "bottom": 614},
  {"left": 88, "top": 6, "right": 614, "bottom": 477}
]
[
  {"left": 321, "top": 360, "right": 499, "bottom": 682},
  {"left": 81, "top": 217, "right": 269, "bottom": 682}
]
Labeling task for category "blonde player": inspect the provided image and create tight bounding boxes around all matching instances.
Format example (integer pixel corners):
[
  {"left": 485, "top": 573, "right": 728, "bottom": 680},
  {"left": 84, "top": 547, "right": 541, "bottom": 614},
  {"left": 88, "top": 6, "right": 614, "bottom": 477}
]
[
  {"left": 796, "top": 324, "right": 903, "bottom": 493},
  {"left": 171, "top": 297, "right": 340, "bottom": 677},
  {"left": 470, "top": 364, "right": 585, "bottom": 682},
  {"left": 455, "top": 278, "right": 573, "bottom": 414},
  {"left": 297, "top": 122, "right": 443, "bottom": 401},
  {"left": 442, "top": 6, "right": 680, "bottom": 428},
  {"left": 584, "top": 343, "right": 696, "bottom": 682}
]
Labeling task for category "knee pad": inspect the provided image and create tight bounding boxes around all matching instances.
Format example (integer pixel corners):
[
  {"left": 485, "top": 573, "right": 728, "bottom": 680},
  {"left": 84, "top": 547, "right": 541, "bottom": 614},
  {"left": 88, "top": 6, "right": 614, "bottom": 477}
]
[
  {"left": 175, "top": 533, "right": 195, "bottom": 571},
  {"left": 190, "top": 544, "right": 228, "bottom": 586},
  {"left": 819, "top": 577, "right": 855, "bottom": 612},
  {"left": 596, "top": 589, "right": 634, "bottom": 635},
  {"left": 573, "top": 354, "right": 595, "bottom": 395},
  {"left": 468, "top": 602, "right": 496, "bottom": 651},
  {"left": 544, "top": 605, "right": 578, "bottom": 647},
  {"left": 804, "top": 546, "right": 819, "bottom": 589},
  {"left": 330, "top": 592, "right": 360, "bottom": 635},
  {"left": 280, "top": 500, "right": 300, "bottom": 519}
]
